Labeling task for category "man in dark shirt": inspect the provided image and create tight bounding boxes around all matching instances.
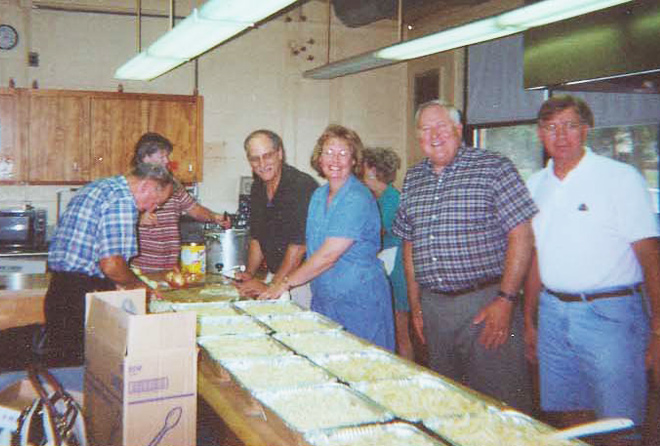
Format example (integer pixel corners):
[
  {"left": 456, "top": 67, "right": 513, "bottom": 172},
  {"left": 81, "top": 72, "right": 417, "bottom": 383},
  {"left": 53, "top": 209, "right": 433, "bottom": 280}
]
[{"left": 235, "top": 129, "right": 318, "bottom": 308}]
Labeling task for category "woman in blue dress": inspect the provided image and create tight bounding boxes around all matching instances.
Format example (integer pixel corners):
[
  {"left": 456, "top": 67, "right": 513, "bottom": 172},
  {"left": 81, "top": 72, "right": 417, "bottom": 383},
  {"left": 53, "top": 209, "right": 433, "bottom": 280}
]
[
  {"left": 362, "top": 147, "right": 413, "bottom": 359},
  {"left": 260, "top": 125, "right": 395, "bottom": 351}
]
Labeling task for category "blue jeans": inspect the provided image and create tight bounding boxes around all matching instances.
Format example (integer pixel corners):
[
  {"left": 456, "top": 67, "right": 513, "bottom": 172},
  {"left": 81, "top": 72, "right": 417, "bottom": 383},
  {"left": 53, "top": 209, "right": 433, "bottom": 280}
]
[{"left": 538, "top": 287, "right": 650, "bottom": 425}]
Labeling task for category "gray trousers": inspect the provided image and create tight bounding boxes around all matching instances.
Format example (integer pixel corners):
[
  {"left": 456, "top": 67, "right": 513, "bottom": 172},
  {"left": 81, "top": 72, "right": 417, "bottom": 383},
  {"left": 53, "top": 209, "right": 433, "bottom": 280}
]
[{"left": 421, "top": 284, "right": 532, "bottom": 414}]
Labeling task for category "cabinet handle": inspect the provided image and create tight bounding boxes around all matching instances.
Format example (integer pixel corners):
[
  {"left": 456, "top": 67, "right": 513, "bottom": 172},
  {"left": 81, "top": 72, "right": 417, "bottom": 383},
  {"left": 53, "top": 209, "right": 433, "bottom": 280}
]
[
  {"left": 98, "top": 156, "right": 103, "bottom": 162},
  {"left": 73, "top": 162, "right": 79, "bottom": 171},
  {"left": 188, "top": 163, "right": 193, "bottom": 172}
]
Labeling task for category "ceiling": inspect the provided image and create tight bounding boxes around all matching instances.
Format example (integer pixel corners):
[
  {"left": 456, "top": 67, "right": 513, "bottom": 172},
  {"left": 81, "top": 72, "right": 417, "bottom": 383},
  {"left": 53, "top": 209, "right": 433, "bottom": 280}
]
[
  {"left": 31, "top": 0, "right": 660, "bottom": 93},
  {"left": 32, "top": 0, "right": 492, "bottom": 26},
  {"left": 331, "top": 0, "right": 493, "bottom": 28}
]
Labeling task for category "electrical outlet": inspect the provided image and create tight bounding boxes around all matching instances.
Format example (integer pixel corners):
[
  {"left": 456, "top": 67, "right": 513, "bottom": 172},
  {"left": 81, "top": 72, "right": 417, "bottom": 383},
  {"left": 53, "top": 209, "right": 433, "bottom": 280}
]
[{"left": 28, "top": 52, "right": 39, "bottom": 67}]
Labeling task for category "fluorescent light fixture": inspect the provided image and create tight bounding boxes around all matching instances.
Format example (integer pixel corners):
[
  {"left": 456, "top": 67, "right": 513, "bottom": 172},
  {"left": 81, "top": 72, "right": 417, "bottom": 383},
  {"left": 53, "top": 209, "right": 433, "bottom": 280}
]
[
  {"left": 115, "top": 51, "right": 187, "bottom": 81},
  {"left": 200, "top": 0, "right": 296, "bottom": 23},
  {"left": 563, "top": 68, "right": 660, "bottom": 85},
  {"left": 115, "top": 0, "right": 297, "bottom": 81},
  {"left": 149, "top": 9, "right": 246, "bottom": 59},
  {"left": 305, "top": 0, "right": 632, "bottom": 79},
  {"left": 497, "top": 0, "right": 631, "bottom": 29},
  {"left": 377, "top": 18, "right": 517, "bottom": 60}
]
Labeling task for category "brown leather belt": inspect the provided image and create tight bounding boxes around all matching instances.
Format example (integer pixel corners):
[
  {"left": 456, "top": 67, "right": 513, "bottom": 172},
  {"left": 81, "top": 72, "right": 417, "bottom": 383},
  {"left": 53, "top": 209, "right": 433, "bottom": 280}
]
[
  {"left": 545, "top": 283, "right": 643, "bottom": 302},
  {"left": 433, "top": 276, "right": 501, "bottom": 297}
]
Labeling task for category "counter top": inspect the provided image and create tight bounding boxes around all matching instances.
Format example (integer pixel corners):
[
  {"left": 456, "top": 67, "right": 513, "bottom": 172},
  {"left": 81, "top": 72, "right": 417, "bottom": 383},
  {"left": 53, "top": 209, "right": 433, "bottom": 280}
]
[
  {"left": 0, "top": 251, "right": 48, "bottom": 258},
  {"left": 0, "top": 274, "right": 50, "bottom": 330},
  {"left": 0, "top": 273, "right": 50, "bottom": 291}
]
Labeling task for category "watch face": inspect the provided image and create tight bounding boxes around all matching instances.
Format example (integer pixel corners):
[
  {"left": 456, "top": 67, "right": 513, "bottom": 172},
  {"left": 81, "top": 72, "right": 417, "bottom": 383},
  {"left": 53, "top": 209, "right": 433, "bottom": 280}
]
[{"left": 0, "top": 24, "right": 18, "bottom": 50}]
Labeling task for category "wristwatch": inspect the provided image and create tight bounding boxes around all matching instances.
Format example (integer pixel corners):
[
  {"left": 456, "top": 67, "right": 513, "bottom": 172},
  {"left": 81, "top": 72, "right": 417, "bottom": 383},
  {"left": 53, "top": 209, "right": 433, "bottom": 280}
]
[{"left": 496, "top": 290, "right": 518, "bottom": 303}]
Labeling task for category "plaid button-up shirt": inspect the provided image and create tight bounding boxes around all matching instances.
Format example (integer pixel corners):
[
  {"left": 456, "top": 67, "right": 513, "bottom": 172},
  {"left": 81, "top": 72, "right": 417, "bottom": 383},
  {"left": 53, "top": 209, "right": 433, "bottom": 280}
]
[
  {"left": 49, "top": 175, "right": 139, "bottom": 278},
  {"left": 393, "top": 146, "right": 537, "bottom": 293}
]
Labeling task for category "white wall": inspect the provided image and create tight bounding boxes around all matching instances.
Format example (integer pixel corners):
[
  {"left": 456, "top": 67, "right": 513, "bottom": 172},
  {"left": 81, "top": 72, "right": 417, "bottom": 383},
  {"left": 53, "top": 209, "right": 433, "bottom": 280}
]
[{"left": 0, "top": 0, "right": 407, "bottom": 226}]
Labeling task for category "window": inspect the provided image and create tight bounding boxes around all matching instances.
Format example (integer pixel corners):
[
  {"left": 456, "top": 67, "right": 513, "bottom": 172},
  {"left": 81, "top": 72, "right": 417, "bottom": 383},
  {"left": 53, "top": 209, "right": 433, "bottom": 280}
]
[
  {"left": 470, "top": 121, "right": 543, "bottom": 180},
  {"left": 471, "top": 122, "right": 660, "bottom": 213},
  {"left": 588, "top": 124, "right": 659, "bottom": 213}
]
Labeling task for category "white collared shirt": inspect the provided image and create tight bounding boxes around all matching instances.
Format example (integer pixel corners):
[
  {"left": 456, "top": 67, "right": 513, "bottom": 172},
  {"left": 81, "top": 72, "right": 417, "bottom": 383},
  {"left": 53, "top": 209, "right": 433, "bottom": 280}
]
[{"left": 527, "top": 148, "right": 659, "bottom": 292}]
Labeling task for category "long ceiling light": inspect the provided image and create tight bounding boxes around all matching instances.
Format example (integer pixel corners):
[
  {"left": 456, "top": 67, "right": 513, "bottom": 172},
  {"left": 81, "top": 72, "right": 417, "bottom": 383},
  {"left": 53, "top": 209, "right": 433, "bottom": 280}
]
[
  {"left": 305, "top": 0, "right": 633, "bottom": 79},
  {"left": 115, "top": 0, "right": 298, "bottom": 81}
]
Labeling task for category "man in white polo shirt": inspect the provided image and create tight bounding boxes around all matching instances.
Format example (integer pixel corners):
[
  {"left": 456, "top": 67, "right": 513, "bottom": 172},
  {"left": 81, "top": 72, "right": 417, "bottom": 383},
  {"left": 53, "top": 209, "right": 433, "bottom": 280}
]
[{"left": 524, "top": 95, "right": 659, "bottom": 441}]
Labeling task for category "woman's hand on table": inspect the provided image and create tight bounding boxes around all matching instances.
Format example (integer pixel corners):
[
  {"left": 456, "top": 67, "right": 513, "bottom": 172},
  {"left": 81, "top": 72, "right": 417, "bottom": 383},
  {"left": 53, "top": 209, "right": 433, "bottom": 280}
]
[{"left": 258, "top": 280, "right": 288, "bottom": 300}]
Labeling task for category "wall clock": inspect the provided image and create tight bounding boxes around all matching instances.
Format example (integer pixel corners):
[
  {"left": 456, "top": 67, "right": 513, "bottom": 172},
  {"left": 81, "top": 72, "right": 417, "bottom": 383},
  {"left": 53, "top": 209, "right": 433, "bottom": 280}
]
[{"left": 0, "top": 24, "right": 19, "bottom": 50}]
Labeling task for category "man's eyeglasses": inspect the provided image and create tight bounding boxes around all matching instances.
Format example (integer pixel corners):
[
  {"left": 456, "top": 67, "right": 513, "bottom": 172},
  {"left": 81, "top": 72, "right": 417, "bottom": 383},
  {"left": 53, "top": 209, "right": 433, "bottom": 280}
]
[
  {"left": 248, "top": 149, "right": 279, "bottom": 165},
  {"left": 540, "top": 121, "right": 584, "bottom": 134}
]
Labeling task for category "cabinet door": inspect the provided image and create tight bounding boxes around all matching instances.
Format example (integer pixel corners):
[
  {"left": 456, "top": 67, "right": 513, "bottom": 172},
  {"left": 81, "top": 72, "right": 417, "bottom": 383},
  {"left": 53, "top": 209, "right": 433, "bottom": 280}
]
[
  {"left": 90, "top": 97, "right": 146, "bottom": 180},
  {"left": 146, "top": 97, "right": 202, "bottom": 183},
  {"left": 0, "top": 89, "right": 27, "bottom": 183},
  {"left": 28, "top": 92, "right": 90, "bottom": 183}
]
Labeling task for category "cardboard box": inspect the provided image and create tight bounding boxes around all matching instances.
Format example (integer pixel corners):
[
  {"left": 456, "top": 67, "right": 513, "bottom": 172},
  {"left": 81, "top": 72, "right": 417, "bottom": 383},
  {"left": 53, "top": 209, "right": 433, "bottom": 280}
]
[{"left": 84, "top": 289, "right": 197, "bottom": 446}]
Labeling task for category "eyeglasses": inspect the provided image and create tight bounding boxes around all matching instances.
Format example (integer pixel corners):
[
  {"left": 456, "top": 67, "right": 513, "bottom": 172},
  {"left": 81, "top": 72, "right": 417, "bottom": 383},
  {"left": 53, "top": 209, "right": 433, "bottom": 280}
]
[
  {"left": 248, "top": 149, "right": 279, "bottom": 165},
  {"left": 321, "top": 148, "right": 351, "bottom": 159},
  {"left": 540, "top": 121, "right": 584, "bottom": 134}
]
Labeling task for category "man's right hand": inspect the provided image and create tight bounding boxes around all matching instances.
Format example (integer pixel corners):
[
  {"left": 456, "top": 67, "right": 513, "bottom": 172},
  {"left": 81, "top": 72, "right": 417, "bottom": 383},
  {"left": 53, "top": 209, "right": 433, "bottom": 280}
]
[
  {"left": 140, "top": 211, "right": 158, "bottom": 226},
  {"left": 524, "top": 324, "right": 538, "bottom": 363},
  {"left": 234, "top": 271, "right": 253, "bottom": 282},
  {"left": 234, "top": 277, "right": 268, "bottom": 298},
  {"left": 411, "top": 311, "right": 426, "bottom": 345}
]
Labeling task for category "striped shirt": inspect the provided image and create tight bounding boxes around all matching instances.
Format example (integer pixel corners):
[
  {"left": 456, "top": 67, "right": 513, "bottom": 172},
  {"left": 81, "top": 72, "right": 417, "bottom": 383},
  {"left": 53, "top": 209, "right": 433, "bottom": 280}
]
[
  {"left": 392, "top": 146, "right": 537, "bottom": 293},
  {"left": 131, "top": 188, "right": 196, "bottom": 272},
  {"left": 48, "top": 175, "right": 138, "bottom": 278}
]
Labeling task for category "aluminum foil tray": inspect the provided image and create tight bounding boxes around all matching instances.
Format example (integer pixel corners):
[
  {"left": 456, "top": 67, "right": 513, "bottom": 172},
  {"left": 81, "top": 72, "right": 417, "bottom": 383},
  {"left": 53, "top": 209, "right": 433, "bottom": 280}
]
[
  {"left": 256, "top": 312, "right": 341, "bottom": 333},
  {"left": 148, "top": 299, "right": 174, "bottom": 314},
  {"left": 199, "top": 333, "right": 292, "bottom": 360},
  {"left": 233, "top": 300, "right": 306, "bottom": 316},
  {"left": 197, "top": 315, "right": 270, "bottom": 336},
  {"left": 171, "top": 301, "right": 240, "bottom": 317},
  {"left": 305, "top": 422, "right": 448, "bottom": 446},
  {"left": 311, "top": 350, "right": 421, "bottom": 383},
  {"left": 353, "top": 375, "right": 491, "bottom": 422},
  {"left": 219, "top": 355, "right": 336, "bottom": 391},
  {"left": 273, "top": 330, "right": 373, "bottom": 356},
  {"left": 254, "top": 383, "right": 394, "bottom": 432},
  {"left": 197, "top": 283, "right": 241, "bottom": 299},
  {"left": 426, "top": 411, "right": 588, "bottom": 446},
  {"left": 159, "top": 284, "right": 240, "bottom": 302}
]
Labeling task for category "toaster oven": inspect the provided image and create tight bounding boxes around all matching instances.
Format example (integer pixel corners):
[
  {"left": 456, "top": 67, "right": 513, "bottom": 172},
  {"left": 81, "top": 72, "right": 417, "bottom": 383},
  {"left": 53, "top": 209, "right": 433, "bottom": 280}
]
[{"left": 0, "top": 206, "right": 47, "bottom": 252}]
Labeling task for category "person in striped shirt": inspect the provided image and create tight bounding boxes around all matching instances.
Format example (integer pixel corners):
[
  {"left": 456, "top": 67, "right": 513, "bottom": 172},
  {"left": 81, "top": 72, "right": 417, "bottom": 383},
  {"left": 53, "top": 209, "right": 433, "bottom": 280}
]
[{"left": 130, "top": 133, "right": 230, "bottom": 273}]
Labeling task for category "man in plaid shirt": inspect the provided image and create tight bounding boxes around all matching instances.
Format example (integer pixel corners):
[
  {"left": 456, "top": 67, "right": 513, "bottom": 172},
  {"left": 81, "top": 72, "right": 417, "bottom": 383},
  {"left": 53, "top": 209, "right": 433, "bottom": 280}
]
[
  {"left": 45, "top": 162, "right": 174, "bottom": 366},
  {"left": 393, "top": 100, "right": 537, "bottom": 413}
]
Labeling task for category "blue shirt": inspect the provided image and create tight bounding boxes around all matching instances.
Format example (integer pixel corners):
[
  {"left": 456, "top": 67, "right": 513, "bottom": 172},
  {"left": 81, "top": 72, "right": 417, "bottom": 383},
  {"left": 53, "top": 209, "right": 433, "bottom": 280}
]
[
  {"left": 306, "top": 175, "right": 395, "bottom": 350},
  {"left": 306, "top": 175, "right": 383, "bottom": 285},
  {"left": 48, "top": 175, "right": 139, "bottom": 278},
  {"left": 378, "top": 184, "right": 402, "bottom": 250}
]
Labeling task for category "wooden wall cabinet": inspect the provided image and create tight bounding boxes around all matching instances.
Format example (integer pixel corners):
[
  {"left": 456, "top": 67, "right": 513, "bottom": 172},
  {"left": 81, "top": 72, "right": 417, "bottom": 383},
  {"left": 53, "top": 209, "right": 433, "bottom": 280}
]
[
  {"left": 28, "top": 90, "right": 91, "bottom": 183},
  {"left": 146, "top": 96, "right": 202, "bottom": 184},
  {"left": 0, "top": 89, "right": 28, "bottom": 184},
  {"left": 90, "top": 93, "right": 203, "bottom": 183},
  {"left": 3, "top": 88, "right": 203, "bottom": 184}
]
